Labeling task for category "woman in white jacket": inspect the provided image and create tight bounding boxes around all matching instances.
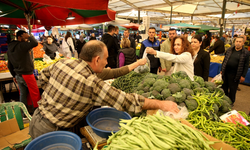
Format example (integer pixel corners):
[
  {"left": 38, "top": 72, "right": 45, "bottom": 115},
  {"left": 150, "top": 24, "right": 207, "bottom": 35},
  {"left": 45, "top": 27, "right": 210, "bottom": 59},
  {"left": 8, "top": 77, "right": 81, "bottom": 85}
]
[
  {"left": 146, "top": 36, "right": 195, "bottom": 80},
  {"left": 62, "top": 31, "right": 75, "bottom": 58}
]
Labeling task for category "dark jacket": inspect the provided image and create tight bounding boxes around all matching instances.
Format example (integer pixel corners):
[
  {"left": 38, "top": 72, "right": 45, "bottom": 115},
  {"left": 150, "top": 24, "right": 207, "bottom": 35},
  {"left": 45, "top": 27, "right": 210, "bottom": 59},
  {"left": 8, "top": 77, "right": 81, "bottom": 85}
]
[
  {"left": 89, "top": 36, "right": 96, "bottom": 40},
  {"left": 43, "top": 42, "right": 58, "bottom": 59},
  {"left": 117, "top": 47, "right": 136, "bottom": 67},
  {"left": 139, "top": 37, "right": 161, "bottom": 68},
  {"left": 202, "top": 37, "right": 210, "bottom": 49},
  {"left": 76, "top": 40, "right": 86, "bottom": 55},
  {"left": 135, "top": 35, "right": 142, "bottom": 43},
  {"left": 221, "top": 46, "right": 249, "bottom": 82},
  {"left": 7, "top": 36, "right": 38, "bottom": 77},
  {"left": 129, "top": 37, "right": 136, "bottom": 50},
  {"left": 101, "top": 33, "right": 119, "bottom": 68},
  {"left": 209, "top": 39, "right": 225, "bottom": 54},
  {"left": 194, "top": 48, "right": 210, "bottom": 81}
]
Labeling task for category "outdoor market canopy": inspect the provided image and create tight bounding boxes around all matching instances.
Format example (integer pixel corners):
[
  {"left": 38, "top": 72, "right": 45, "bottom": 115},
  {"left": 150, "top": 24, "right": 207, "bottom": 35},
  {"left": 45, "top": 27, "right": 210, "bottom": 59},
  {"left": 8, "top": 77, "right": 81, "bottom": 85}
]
[
  {"left": 121, "top": 23, "right": 139, "bottom": 30},
  {"left": 196, "top": 24, "right": 220, "bottom": 31},
  {"left": 163, "top": 23, "right": 201, "bottom": 29},
  {"left": 0, "top": 0, "right": 116, "bottom": 26}
]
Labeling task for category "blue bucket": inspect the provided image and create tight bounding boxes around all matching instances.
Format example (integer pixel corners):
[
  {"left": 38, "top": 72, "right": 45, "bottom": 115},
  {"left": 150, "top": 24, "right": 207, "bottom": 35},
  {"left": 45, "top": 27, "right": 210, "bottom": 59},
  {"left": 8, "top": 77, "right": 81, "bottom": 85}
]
[
  {"left": 25, "top": 131, "right": 82, "bottom": 150},
  {"left": 86, "top": 107, "right": 131, "bottom": 138}
]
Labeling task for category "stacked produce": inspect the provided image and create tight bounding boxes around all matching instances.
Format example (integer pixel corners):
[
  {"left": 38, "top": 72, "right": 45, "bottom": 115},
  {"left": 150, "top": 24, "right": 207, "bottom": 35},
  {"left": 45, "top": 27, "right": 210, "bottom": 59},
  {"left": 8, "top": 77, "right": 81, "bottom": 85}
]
[
  {"left": 97, "top": 113, "right": 215, "bottom": 150},
  {"left": 0, "top": 60, "right": 8, "bottom": 72},
  {"left": 111, "top": 71, "right": 250, "bottom": 149},
  {"left": 210, "top": 55, "right": 224, "bottom": 63},
  {"left": 33, "top": 43, "right": 45, "bottom": 58}
]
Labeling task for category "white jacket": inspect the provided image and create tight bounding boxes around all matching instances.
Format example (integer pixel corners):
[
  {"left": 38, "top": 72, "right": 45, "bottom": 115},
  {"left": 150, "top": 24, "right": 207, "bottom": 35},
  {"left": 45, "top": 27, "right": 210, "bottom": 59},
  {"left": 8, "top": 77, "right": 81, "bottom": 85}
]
[
  {"left": 62, "top": 37, "right": 75, "bottom": 53},
  {"left": 155, "top": 51, "right": 194, "bottom": 80}
]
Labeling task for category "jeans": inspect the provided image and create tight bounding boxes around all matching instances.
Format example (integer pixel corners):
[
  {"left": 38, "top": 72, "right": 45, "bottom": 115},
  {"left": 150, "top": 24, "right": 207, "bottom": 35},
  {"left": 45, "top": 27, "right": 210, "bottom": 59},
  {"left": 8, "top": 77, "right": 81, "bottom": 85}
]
[{"left": 16, "top": 75, "right": 28, "bottom": 107}]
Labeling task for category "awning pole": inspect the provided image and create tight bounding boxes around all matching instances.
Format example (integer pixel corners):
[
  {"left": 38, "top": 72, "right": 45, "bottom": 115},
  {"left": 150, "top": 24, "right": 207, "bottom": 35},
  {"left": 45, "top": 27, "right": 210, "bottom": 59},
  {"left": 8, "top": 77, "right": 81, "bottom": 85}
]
[
  {"left": 170, "top": 6, "right": 172, "bottom": 24},
  {"left": 220, "top": 0, "right": 226, "bottom": 37}
]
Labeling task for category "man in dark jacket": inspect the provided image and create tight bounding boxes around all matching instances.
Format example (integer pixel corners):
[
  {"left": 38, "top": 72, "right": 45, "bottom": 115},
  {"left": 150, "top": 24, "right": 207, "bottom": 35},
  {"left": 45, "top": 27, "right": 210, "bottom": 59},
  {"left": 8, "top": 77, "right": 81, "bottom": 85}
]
[
  {"left": 221, "top": 36, "right": 249, "bottom": 104},
  {"left": 139, "top": 27, "right": 161, "bottom": 74},
  {"left": 202, "top": 34, "right": 210, "bottom": 49},
  {"left": 123, "top": 29, "right": 136, "bottom": 50},
  {"left": 42, "top": 36, "right": 59, "bottom": 59},
  {"left": 209, "top": 36, "right": 225, "bottom": 54},
  {"left": 101, "top": 25, "right": 119, "bottom": 68},
  {"left": 7, "top": 30, "right": 41, "bottom": 109}
]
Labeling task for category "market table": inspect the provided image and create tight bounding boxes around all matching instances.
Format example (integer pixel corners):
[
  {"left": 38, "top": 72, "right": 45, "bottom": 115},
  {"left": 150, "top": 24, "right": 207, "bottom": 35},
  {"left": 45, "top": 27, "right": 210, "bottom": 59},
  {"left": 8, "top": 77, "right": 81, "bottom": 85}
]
[
  {"left": 0, "top": 72, "right": 13, "bottom": 103},
  {"left": 209, "top": 62, "right": 250, "bottom": 85}
]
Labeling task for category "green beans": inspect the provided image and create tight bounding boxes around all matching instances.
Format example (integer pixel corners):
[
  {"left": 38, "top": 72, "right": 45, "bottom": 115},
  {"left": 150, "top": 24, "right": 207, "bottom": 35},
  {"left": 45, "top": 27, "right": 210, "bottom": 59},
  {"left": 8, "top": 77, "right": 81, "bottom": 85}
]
[{"left": 97, "top": 113, "right": 215, "bottom": 150}]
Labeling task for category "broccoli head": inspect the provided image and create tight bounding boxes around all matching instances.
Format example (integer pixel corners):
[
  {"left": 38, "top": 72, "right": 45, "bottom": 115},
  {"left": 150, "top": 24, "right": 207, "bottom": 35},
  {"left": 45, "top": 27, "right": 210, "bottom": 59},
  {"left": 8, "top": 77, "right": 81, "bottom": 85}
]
[
  {"left": 145, "top": 73, "right": 158, "bottom": 79},
  {"left": 172, "top": 91, "right": 186, "bottom": 103},
  {"left": 143, "top": 78, "right": 156, "bottom": 86},
  {"left": 178, "top": 102, "right": 187, "bottom": 108},
  {"left": 137, "top": 84, "right": 144, "bottom": 91},
  {"left": 137, "top": 90, "right": 144, "bottom": 95},
  {"left": 185, "top": 99, "right": 198, "bottom": 111},
  {"left": 219, "top": 100, "right": 232, "bottom": 113},
  {"left": 170, "top": 77, "right": 181, "bottom": 84},
  {"left": 141, "top": 92, "right": 150, "bottom": 98},
  {"left": 176, "top": 71, "right": 189, "bottom": 79},
  {"left": 138, "top": 65, "right": 150, "bottom": 73},
  {"left": 193, "top": 87, "right": 204, "bottom": 95},
  {"left": 205, "top": 81, "right": 216, "bottom": 92},
  {"left": 165, "top": 96, "right": 176, "bottom": 102},
  {"left": 157, "top": 75, "right": 164, "bottom": 79},
  {"left": 151, "top": 90, "right": 163, "bottom": 100},
  {"left": 179, "top": 79, "right": 191, "bottom": 89},
  {"left": 153, "top": 85, "right": 163, "bottom": 93},
  {"left": 214, "top": 88, "right": 224, "bottom": 97},
  {"left": 194, "top": 76, "right": 205, "bottom": 87},
  {"left": 168, "top": 83, "right": 181, "bottom": 94},
  {"left": 222, "top": 95, "right": 232, "bottom": 105},
  {"left": 213, "top": 103, "right": 219, "bottom": 114},
  {"left": 149, "top": 87, "right": 154, "bottom": 91},
  {"left": 161, "top": 89, "right": 171, "bottom": 99},
  {"left": 143, "top": 86, "right": 150, "bottom": 92},
  {"left": 183, "top": 88, "right": 194, "bottom": 96},
  {"left": 191, "top": 81, "right": 201, "bottom": 89}
]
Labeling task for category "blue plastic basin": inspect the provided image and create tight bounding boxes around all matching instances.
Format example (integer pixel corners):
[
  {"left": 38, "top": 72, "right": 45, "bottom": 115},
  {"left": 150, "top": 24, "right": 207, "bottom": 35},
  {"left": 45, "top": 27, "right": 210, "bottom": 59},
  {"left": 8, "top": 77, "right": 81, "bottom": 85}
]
[
  {"left": 86, "top": 107, "right": 131, "bottom": 138},
  {"left": 24, "top": 131, "right": 82, "bottom": 150}
]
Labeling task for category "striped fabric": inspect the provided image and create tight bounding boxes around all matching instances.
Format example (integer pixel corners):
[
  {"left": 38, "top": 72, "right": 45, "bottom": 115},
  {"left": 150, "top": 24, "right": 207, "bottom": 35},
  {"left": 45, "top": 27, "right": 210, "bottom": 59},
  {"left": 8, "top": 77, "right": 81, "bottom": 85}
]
[{"left": 38, "top": 58, "right": 145, "bottom": 128}]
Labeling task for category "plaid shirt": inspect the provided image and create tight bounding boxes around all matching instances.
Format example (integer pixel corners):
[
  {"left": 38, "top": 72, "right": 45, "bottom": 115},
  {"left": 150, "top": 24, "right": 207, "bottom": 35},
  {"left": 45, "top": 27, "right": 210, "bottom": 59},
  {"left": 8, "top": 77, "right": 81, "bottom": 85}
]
[{"left": 38, "top": 59, "right": 145, "bottom": 128}]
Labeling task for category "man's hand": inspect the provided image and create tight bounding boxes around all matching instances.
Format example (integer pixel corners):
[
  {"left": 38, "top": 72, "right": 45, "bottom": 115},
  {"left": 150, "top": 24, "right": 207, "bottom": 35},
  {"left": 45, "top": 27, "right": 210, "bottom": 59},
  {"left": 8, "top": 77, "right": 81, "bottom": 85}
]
[
  {"left": 137, "top": 58, "right": 147, "bottom": 66},
  {"left": 240, "top": 76, "right": 245, "bottom": 83},
  {"left": 158, "top": 66, "right": 162, "bottom": 72},
  {"left": 145, "top": 47, "right": 157, "bottom": 55},
  {"left": 160, "top": 101, "right": 179, "bottom": 113},
  {"left": 13, "top": 78, "right": 17, "bottom": 84},
  {"left": 162, "top": 68, "right": 167, "bottom": 72}
]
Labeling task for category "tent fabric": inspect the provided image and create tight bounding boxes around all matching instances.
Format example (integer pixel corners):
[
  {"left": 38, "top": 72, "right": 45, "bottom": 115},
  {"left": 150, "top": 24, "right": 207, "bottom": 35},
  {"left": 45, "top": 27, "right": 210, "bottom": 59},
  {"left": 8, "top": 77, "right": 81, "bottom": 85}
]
[
  {"left": 163, "top": 23, "right": 201, "bottom": 29},
  {"left": 196, "top": 25, "right": 220, "bottom": 31},
  {"left": 0, "top": 0, "right": 115, "bottom": 26},
  {"left": 121, "top": 23, "right": 139, "bottom": 30}
]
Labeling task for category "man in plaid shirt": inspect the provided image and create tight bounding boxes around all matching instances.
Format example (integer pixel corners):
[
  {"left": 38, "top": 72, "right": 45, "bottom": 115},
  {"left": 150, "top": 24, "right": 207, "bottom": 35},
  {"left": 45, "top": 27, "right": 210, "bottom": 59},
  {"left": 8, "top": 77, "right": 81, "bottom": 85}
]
[{"left": 29, "top": 40, "right": 179, "bottom": 139}]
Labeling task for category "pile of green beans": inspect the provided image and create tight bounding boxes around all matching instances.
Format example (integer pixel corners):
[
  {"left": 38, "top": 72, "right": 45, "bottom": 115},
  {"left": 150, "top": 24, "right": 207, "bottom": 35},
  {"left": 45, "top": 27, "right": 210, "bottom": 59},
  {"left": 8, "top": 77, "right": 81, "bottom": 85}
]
[
  {"left": 187, "top": 94, "right": 250, "bottom": 150},
  {"left": 98, "top": 113, "right": 215, "bottom": 150},
  {"left": 111, "top": 71, "right": 148, "bottom": 93}
]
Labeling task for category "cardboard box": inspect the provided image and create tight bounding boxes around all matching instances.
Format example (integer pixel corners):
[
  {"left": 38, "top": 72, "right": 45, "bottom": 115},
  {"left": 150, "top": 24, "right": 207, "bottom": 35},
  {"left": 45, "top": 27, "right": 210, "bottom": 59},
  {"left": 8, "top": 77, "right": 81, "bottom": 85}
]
[
  {"left": 147, "top": 110, "right": 236, "bottom": 150},
  {"left": 0, "top": 118, "right": 31, "bottom": 149}
]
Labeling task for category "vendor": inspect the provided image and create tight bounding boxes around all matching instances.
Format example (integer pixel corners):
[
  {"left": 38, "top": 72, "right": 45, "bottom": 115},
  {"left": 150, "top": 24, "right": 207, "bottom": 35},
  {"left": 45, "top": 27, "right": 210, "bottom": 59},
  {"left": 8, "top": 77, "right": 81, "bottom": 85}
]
[
  {"left": 42, "top": 36, "right": 59, "bottom": 59},
  {"left": 29, "top": 40, "right": 179, "bottom": 139}
]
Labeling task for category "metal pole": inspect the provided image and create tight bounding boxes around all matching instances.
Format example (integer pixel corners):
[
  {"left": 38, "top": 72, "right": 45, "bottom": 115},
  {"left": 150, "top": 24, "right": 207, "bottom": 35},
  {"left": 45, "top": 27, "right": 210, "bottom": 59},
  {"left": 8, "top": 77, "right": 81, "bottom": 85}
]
[
  {"left": 170, "top": 6, "right": 173, "bottom": 24},
  {"left": 138, "top": 9, "right": 140, "bottom": 24},
  {"left": 220, "top": 0, "right": 226, "bottom": 37},
  {"left": 25, "top": 13, "right": 34, "bottom": 60}
]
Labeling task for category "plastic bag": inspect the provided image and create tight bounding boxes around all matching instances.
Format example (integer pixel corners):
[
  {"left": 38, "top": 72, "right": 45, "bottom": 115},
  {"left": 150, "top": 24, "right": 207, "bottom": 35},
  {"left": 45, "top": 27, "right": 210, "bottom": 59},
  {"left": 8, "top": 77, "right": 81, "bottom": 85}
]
[
  {"left": 157, "top": 106, "right": 189, "bottom": 120},
  {"left": 55, "top": 51, "right": 61, "bottom": 59},
  {"left": 134, "top": 48, "right": 151, "bottom": 73},
  {"left": 211, "top": 73, "right": 223, "bottom": 85},
  {"left": 43, "top": 54, "right": 53, "bottom": 64}
]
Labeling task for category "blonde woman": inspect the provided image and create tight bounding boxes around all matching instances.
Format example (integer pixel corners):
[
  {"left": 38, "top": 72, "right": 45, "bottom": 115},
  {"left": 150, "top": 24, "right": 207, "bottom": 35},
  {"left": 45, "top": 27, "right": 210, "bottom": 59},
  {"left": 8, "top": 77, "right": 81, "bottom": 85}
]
[{"left": 117, "top": 38, "right": 137, "bottom": 67}]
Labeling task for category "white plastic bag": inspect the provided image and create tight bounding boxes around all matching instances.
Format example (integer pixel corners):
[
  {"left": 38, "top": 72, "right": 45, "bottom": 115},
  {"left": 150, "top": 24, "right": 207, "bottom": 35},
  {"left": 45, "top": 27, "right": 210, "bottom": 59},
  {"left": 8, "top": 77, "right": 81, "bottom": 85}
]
[
  {"left": 134, "top": 48, "right": 151, "bottom": 73},
  {"left": 158, "top": 106, "right": 189, "bottom": 120},
  {"left": 211, "top": 73, "right": 223, "bottom": 85},
  {"left": 43, "top": 54, "right": 53, "bottom": 64},
  {"left": 55, "top": 51, "right": 61, "bottom": 59}
]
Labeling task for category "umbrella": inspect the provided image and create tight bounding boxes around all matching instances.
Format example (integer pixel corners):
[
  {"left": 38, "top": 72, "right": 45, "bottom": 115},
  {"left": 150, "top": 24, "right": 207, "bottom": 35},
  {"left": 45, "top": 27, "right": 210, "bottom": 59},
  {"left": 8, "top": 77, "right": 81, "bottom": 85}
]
[
  {"left": 163, "top": 23, "right": 201, "bottom": 29},
  {"left": 0, "top": 0, "right": 116, "bottom": 27},
  {"left": 196, "top": 25, "right": 220, "bottom": 31},
  {"left": 58, "top": 24, "right": 93, "bottom": 31},
  {"left": 121, "top": 23, "right": 139, "bottom": 31}
]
